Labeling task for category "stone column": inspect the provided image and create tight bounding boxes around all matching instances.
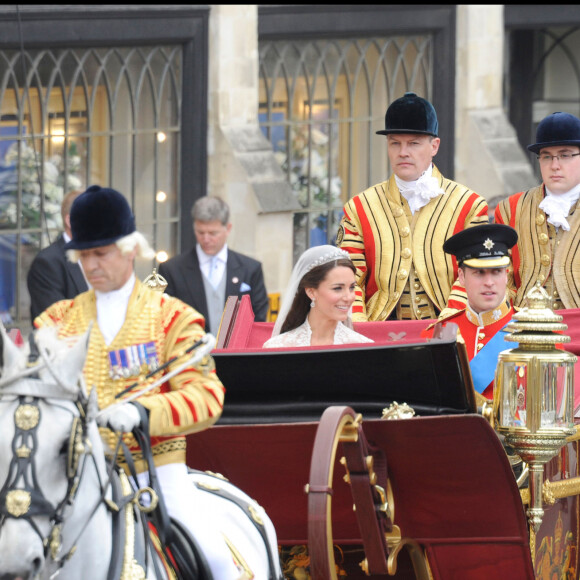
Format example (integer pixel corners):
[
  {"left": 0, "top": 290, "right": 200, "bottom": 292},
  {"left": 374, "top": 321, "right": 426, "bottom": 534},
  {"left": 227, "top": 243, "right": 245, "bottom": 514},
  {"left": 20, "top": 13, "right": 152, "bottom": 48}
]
[
  {"left": 208, "top": 4, "right": 298, "bottom": 300},
  {"left": 455, "top": 5, "right": 536, "bottom": 211}
]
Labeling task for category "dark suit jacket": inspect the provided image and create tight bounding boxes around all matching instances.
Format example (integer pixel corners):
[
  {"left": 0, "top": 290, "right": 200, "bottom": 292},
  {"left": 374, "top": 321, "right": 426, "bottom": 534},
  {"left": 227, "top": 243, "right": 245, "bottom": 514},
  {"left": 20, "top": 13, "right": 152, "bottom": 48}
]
[
  {"left": 27, "top": 234, "right": 89, "bottom": 320},
  {"left": 158, "top": 248, "right": 269, "bottom": 326}
]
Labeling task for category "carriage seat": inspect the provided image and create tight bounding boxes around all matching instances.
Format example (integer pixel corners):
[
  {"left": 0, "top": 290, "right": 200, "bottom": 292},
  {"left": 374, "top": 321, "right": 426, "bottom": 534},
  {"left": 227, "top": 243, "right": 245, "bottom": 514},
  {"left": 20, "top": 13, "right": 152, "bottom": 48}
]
[{"left": 215, "top": 294, "right": 434, "bottom": 350}]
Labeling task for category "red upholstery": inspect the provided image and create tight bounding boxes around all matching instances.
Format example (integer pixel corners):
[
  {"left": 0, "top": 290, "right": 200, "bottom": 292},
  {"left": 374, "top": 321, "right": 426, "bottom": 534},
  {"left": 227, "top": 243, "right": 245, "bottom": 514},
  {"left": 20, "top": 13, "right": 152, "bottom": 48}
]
[{"left": 219, "top": 295, "right": 435, "bottom": 350}]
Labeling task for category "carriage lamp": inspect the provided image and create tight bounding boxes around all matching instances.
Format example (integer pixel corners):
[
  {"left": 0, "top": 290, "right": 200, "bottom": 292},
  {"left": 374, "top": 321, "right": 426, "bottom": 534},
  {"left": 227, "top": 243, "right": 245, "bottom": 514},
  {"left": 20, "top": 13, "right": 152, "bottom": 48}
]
[{"left": 493, "top": 282, "right": 576, "bottom": 532}]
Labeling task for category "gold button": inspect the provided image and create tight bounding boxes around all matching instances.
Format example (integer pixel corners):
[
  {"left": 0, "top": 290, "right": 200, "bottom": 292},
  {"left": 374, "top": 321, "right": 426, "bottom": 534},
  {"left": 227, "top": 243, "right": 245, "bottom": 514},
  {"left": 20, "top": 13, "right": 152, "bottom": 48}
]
[
  {"left": 477, "top": 343, "right": 484, "bottom": 350},
  {"left": 539, "top": 233, "right": 549, "bottom": 245},
  {"left": 414, "top": 282, "right": 421, "bottom": 290},
  {"left": 393, "top": 291, "right": 400, "bottom": 300},
  {"left": 536, "top": 214, "right": 545, "bottom": 226},
  {"left": 401, "top": 248, "right": 412, "bottom": 259},
  {"left": 553, "top": 290, "right": 559, "bottom": 298},
  {"left": 539, "top": 274, "right": 546, "bottom": 282},
  {"left": 553, "top": 302, "right": 559, "bottom": 309},
  {"left": 393, "top": 207, "right": 404, "bottom": 217},
  {"left": 479, "top": 332, "right": 486, "bottom": 339},
  {"left": 400, "top": 226, "right": 410, "bottom": 237},
  {"left": 540, "top": 254, "right": 551, "bottom": 266},
  {"left": 397, "top": 269, "right": 408, "bottom": 280},
  {"left": 415, "top": 296, "right": 422, "bottom": 303}
]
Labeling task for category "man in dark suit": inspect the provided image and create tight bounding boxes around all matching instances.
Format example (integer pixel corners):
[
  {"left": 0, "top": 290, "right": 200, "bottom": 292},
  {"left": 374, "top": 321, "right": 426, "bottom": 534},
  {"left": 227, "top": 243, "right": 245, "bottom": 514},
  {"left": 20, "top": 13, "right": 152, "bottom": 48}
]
[
  {"left": 27, "top": 189, "right": 89, "bottom": 320},
  {"left": 158, "top": 196, "right": 268, "bottom": 335}
]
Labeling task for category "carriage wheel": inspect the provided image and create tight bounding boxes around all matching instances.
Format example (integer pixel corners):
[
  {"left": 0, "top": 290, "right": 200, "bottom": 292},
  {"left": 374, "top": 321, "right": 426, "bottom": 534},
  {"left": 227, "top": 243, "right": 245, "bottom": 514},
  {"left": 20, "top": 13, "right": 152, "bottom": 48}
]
[{"left": 307, "top": 405, "right": 391, "bottom": 579}]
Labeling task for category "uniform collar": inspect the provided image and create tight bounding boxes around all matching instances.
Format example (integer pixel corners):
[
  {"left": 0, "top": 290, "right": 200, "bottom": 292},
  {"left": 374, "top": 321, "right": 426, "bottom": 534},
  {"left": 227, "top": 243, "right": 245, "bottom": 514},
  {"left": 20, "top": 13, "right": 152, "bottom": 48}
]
[{"left": 464, "top": 297, "right": 511, "bottom": 327}]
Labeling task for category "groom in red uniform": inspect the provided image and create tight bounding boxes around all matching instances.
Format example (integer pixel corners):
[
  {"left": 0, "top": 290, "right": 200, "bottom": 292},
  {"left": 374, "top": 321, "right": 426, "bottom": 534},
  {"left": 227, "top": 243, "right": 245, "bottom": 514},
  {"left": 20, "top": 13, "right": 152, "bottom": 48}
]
[{"left": 423, "top": 223, "right": 518, "bottom": 400}]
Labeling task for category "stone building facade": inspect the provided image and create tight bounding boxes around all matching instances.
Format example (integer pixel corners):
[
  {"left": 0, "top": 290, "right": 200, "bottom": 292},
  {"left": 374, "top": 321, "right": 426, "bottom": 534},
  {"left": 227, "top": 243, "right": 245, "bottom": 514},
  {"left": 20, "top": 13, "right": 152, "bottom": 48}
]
[{"left": 1, "top": 4, "right": 580, "bottom": 328}]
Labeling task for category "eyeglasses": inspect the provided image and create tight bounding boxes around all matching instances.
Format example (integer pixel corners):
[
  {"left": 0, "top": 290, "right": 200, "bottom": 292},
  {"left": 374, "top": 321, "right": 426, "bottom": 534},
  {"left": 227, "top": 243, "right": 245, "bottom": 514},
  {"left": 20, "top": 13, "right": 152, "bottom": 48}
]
[{"left": 537, "top": 152, "right": 580, "bottom": 163}]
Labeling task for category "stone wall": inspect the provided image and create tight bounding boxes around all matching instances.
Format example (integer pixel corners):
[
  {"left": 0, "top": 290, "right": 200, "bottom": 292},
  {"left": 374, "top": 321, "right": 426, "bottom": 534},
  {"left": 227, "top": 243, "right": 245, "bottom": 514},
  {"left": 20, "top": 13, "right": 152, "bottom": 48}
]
[
  {"left": 455, "top": 4, "right": 536, "bottom": 210},
  {"left": 207, "top": 4, "right": 298, "bottom": 297}
]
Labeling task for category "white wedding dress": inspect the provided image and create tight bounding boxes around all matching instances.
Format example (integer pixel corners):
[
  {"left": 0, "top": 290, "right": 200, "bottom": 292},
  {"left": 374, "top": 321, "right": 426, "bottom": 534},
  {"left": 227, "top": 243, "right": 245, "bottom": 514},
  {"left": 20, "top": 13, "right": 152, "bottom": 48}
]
[{"left": 263, "top": 318, "right": 373, "bottom": 348}]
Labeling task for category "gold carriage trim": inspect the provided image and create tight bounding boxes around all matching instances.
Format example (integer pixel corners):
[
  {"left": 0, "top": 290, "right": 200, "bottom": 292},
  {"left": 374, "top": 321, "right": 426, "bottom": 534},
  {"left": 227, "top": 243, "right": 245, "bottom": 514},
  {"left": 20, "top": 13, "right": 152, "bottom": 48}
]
[
  {"left": 6, "top": 489, "right": 31, "bottom": 517},
  {"left": 15, "top": 405, "right": 40, "bottom": 430}
]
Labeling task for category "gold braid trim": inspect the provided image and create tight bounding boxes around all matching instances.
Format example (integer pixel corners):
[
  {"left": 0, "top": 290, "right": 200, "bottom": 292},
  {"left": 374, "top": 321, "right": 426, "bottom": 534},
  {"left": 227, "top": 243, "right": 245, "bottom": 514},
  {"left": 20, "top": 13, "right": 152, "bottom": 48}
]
[
  {"left": 340, "top": 166, "right": 487, "bottom": 321},
  {"left": 36, "top": 282, "right": 225, "bottom": 446}
]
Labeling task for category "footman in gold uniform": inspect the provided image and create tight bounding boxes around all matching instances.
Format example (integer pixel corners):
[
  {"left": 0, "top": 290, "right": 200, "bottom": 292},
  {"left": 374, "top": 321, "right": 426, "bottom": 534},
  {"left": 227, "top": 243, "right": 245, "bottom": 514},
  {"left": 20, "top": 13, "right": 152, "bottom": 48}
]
[
  {"left": 337, "top": 92, "right": 489, "bottom": 321},
  {"left": 495, "top": 111, "right": 580, "bottom": 310}
]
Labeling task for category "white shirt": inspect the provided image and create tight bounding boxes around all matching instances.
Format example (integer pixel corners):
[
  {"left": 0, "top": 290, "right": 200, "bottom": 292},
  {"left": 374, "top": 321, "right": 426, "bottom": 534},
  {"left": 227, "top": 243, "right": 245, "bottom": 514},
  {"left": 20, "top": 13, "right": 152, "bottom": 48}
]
[
  {"left": 196, "top": 244, "right": 228, "bottom": 286},
  {"left": 95, "top": 274, "right": 135, "bottom": 345}
]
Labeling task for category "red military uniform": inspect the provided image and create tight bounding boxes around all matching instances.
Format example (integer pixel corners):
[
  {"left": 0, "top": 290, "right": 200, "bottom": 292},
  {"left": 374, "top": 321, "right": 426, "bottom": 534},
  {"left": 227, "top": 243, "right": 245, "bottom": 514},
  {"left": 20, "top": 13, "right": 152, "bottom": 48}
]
[{"left": 424, "top": 300, "right": 514, "bottom": 399}]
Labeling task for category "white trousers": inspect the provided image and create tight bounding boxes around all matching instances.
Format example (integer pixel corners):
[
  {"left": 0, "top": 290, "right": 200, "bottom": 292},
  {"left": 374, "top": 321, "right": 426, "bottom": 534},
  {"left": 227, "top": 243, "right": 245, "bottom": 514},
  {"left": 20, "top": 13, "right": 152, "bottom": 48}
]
[{"left": 136, "top": 463, "right": 243, "bottom": 579}]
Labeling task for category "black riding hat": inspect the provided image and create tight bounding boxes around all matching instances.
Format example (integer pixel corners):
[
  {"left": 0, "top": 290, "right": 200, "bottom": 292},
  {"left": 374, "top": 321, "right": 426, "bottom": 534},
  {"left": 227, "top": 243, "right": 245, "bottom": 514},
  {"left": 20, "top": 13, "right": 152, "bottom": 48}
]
[
  {"left": 527, "top": 112, "right": 580, "bottom": 154},
  {"left": 376, "top": 92, "right": 438, "bottom": 137},
  {"left": 64, "top": 185, "right": 136, "bottom": 250}
]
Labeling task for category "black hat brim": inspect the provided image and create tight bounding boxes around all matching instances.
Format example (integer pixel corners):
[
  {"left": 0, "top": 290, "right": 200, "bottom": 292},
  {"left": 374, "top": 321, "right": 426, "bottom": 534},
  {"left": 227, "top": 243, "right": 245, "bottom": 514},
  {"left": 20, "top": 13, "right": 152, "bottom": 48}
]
[
  {"left": 527, "top": 140, "right": 580, "bottom": 154},
  {"left": 376, "top": 128, "right": 438, "bottom": 137},
  {"left": 64, "top": 234, "right": 128, "bottom": 251}
]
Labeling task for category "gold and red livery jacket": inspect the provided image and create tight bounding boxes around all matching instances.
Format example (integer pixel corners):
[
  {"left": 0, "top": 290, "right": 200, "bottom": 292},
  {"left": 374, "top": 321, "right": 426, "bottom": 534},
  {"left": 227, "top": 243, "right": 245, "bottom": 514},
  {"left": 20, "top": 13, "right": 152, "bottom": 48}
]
[
  {"left": 34, "top": 280, "right": 225, "bottom": 471},
  {"left": 337, "top": 165, "right": 489, "bottom": 321},
  {"left": 495, "top": 185, "right": 580, "bottom": 309},
  {"left": 422, "top": 300, "right": 515, "bottom": 399}
]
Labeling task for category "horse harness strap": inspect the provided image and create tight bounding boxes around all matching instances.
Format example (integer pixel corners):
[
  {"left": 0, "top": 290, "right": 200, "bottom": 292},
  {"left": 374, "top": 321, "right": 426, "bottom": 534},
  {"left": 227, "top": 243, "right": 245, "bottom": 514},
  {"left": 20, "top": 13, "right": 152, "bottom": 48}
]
[
  {"left": 0, "top": 394, "right": 114, "bottom": 572},
  {"left": 191, "top": 470, "right": 284, "bottom": 580}
]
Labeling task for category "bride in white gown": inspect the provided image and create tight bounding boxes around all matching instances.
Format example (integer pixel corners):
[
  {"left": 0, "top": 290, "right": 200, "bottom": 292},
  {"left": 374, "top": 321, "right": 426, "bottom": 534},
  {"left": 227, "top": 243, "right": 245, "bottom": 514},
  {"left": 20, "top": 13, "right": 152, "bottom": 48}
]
[{"left": 263, "top": 245, "right": 373, "bottom": 348}]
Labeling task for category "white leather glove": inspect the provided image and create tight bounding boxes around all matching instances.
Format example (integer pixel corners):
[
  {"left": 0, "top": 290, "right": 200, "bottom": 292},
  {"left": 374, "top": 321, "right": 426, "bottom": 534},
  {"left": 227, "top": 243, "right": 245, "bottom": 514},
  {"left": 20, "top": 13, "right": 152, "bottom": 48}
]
[{"left": 96, "top": 402, "right": 142, "bottom": 432}]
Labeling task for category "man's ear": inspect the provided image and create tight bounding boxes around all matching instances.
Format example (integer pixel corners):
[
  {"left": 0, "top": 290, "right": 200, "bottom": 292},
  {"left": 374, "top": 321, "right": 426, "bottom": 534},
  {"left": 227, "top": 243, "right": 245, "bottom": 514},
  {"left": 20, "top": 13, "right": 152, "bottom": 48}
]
[
  {"left": 457, "top": 266, "right": 465, "bottom": 286},
  {"left": 431, "top": 137, "right": 441, "bottom": 157}
]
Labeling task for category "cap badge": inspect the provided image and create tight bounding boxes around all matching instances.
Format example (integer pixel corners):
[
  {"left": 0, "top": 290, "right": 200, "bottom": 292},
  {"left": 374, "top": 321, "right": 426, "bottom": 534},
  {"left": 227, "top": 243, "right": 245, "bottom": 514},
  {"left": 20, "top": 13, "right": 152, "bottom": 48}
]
[{"left": 483, "top": 238, "right": 495, "bottom": 250}]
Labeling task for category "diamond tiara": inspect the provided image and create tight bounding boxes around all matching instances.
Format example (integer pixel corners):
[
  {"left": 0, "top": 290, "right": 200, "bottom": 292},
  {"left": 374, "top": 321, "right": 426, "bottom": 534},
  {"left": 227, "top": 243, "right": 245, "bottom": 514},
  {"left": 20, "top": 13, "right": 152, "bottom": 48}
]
[{"left": 305, "top": 248, "right": 350, "bottom": 274}]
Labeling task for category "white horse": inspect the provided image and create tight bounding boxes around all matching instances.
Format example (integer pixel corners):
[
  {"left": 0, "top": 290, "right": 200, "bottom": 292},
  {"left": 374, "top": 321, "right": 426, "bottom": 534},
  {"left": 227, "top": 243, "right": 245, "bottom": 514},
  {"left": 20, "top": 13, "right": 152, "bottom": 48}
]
[{"left": 0, "top": 325, "right": 283, "bottom": 580}]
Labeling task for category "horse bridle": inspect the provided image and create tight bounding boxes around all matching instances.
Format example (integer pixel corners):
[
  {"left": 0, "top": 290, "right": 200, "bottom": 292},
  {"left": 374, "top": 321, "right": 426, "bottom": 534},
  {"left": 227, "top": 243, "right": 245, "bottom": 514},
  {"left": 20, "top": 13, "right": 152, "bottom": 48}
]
[{"left": 0, "top": 342, "right": 109, "bottom": 572}]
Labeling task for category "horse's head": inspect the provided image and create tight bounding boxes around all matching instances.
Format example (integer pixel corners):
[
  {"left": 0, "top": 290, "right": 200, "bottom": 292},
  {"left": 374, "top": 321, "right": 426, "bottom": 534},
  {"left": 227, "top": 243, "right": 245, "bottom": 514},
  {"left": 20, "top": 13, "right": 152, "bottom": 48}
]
[{"left": 0, "top": 324, "right": 106, "bottom": 580}]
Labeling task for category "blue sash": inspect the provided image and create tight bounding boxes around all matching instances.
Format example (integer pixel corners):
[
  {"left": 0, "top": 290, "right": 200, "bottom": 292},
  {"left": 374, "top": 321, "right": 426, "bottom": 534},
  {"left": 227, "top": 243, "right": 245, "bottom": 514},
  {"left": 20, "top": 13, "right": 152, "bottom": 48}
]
[{"left": 469, "top": 325, "right": 515, "bottom": 394}]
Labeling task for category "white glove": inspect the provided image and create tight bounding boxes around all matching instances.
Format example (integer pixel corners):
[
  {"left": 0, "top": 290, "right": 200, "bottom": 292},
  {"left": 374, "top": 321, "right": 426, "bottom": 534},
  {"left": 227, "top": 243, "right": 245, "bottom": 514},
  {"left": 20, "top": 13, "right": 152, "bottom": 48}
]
[{"left": 96, "top": 402, "right": 142, "bottom": 432}]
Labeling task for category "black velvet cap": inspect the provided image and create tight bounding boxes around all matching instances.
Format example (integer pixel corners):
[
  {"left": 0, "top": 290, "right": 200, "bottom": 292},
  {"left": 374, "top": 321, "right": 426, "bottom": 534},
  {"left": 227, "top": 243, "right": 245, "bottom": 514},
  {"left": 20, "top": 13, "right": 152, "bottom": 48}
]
[
  {"left": 64, "top": 185, "right": 136, "bottom": 250},
  {"left": 443, "top": 224, "right": 518, "bottom": 269},
  {"left": 527, "top": 112, "right": 580, "bottom": 154},
  {"left": 376, "top": 92, "right": 438, "bottom": 137}
]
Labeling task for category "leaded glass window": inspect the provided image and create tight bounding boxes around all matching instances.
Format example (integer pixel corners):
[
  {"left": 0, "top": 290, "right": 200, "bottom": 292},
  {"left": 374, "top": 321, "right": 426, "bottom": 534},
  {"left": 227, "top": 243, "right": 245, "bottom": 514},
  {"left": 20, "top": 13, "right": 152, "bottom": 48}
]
[
  {"left": 0, "top": 45, "right": 181, "bottom": 326},
  {"left": 259, "top": 36, "right": 432, "bottom": 262}
]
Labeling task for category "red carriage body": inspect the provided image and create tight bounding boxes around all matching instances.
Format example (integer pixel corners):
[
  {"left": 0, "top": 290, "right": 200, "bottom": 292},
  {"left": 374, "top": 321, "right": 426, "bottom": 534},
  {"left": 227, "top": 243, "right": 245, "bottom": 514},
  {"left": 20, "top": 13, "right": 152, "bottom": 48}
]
[{"left": 185, "top": 296, "right": 580, "bottom": 579}]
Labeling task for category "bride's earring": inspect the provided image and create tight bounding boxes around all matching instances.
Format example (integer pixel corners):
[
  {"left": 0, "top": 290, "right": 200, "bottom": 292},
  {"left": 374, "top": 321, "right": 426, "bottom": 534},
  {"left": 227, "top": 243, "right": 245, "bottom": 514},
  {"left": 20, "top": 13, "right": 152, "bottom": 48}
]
[{"left": 310, "top": 298, "right": 316, "bottom": 308}]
